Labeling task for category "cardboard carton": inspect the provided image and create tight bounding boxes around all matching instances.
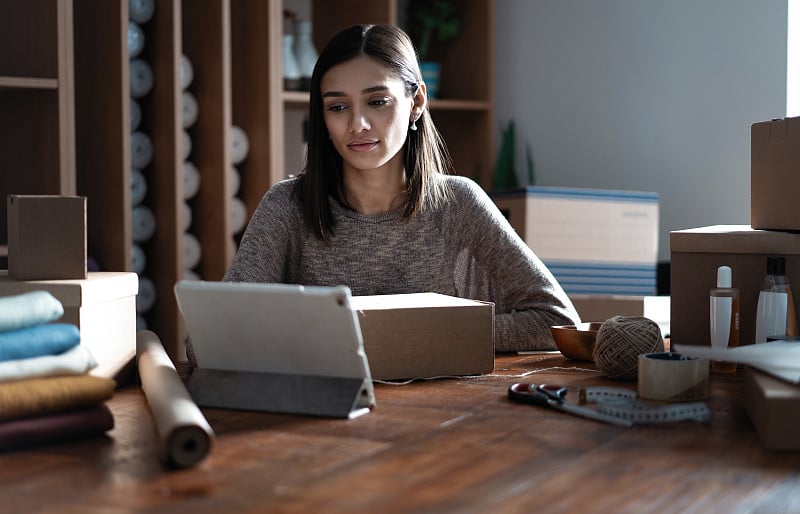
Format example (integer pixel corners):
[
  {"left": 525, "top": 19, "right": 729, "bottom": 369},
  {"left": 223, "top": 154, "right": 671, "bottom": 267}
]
[
  {"left": 7, "top": 195, "right": 87, "bottom": 280},
  {"left": 751, "top": 117, "right": 800, "bottom": 231},
  {"left": 350, "top": 293, "right": 494, "bottom": 381},
  {"left": 570, "top": 294, "right": 670, "bottom": 337},
  {"left": 490, "top": 186, "right": 659, "bottom": 295},
  {"left": 743, "top": 366, "right": 800, "bottom": 451},
  {"left": 0, "top": 271, "right": 138, "bottom": 380},
  {"left": 670, "top": 225, "right": 800, "bottom": 347}
]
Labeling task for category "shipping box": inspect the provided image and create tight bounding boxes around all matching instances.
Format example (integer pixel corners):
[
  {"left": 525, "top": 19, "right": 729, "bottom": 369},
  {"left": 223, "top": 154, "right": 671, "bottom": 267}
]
[
  {"left": 350, "top": 293, "right": 494, "bottom": 381},
  {"left": 569, "top": 294, "right": 670, "bottom": 337},
  {"left": 751, "top": 117, "right": 800, "bottom": 231},
  {"left": 743, "top": 367, "right": 800, "bottom": 451},
  {"left": 7, "top": 195, "right": 87, "bottom": 280},
  {"left": 670, "top": 225, "right": 800, "bottom": 347},
  {"left": 490, "top": 186, "right": 659, "bottom": 296},
  {"left": 0, "top": 271, "right": 138, "bottom": 380}
]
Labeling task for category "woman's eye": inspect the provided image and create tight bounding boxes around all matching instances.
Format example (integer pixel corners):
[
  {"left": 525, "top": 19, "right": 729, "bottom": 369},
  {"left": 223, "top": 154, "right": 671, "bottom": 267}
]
[
  {"left": 326, "top": 103, "right": 347, "bottom": 112},
  {"left": 369, "top": 98, "right": 390, "bottom": 107}
]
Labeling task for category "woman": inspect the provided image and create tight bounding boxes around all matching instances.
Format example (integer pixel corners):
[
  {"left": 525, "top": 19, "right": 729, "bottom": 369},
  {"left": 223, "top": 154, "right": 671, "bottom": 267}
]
[{"left": 225, "top": 24, "right": 580, "bottom": 351}]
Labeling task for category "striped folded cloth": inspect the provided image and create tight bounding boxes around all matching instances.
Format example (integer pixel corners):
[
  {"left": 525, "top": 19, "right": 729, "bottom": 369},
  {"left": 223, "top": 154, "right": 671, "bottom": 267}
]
[
  {"left": 0, "top": 345, "right": 97, "bottom": 383},
  {"left": 0, "top": 291, "right": 64, "bottom": 332},
  {"left": 0, "top": 323, "right": 81, "bottom": 362},
  {"left": 0, "top": 374, "right": 116, "bottom": 422}
]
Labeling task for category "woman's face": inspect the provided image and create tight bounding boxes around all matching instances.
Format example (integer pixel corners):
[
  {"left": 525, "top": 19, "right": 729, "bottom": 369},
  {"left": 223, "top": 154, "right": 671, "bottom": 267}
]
[{"left": 321, "top": 55, "right": 417, "bottom": 177}]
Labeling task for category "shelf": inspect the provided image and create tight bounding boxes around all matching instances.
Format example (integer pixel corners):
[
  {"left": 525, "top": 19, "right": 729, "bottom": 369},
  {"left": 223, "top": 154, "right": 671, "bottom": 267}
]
[{"left": 0, "top": 77, "right": 59, "bottom": 89}]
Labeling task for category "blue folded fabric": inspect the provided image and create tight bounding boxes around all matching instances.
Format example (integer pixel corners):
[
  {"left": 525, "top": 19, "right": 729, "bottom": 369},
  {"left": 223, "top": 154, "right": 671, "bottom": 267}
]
[
  {"left": 0, "top": 324, "right": 80, "bottom": 362},
  {"left": 0, "top": 291, "right": 64, "bottom": 332}
]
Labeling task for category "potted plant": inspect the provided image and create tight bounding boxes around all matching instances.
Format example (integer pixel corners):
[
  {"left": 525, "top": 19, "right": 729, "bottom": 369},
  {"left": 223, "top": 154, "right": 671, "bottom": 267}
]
[
  {"left": 493, "top": 120, "right": 535, "bottom": 191},
  {"left": 406, "top": 0, "right": 461, "bottom": 99}
]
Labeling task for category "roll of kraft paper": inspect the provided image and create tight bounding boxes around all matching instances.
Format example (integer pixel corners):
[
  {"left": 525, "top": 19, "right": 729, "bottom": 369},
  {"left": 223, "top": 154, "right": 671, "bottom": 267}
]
[{"left": 136, "top": 330, "right": 214, "bottom": 468}]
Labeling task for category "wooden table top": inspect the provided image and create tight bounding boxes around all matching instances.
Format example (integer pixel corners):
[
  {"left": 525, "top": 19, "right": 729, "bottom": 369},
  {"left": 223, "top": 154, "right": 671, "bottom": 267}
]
[{"left": 1, "top": 353, "right": 798, "bottom": 514}]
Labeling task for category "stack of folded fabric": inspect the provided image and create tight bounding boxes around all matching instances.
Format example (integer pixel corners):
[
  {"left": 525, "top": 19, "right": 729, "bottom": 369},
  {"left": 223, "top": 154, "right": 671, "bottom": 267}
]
[{"left": 0, "top": 291, "right": 117, "bottom": 451}]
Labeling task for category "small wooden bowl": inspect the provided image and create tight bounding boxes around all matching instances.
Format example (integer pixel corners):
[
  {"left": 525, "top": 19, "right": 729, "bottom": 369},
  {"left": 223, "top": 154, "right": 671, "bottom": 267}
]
[{"left": 550, "top": 322, "right": 603, "bottom": 361}]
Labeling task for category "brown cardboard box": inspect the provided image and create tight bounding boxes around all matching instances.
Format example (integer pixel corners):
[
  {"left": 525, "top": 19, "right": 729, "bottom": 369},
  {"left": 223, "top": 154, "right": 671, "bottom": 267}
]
[
  {"left": 670, "top": 225, "right": 800, "bottom": 347},
  {"left": 350, "top": 293, "right": 494, "bottom": 381},
  {"left": 0, "top": 271, "right": 138, "bottom": 380},
  {"left": 751, "top": 117, "right": 800, "bottom": 231},
  {"left": 569, "top": 294, "right": 671, "bottom": 337},
  {"left": 7, "top": 195, "right": 87, "bottom": 280},
  {"left": 743, "top": 367, "right": 800, "bottom": 451}
]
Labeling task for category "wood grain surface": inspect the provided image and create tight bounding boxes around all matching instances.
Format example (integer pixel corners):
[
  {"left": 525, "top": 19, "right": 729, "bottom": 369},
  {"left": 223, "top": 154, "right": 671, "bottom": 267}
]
[{"left": 1, "top": 353, "right": 798, "bottom": 514}]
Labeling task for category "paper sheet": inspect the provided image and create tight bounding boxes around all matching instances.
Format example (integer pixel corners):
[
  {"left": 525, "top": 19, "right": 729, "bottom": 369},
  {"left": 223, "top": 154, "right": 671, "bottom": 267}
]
[
  {"left": 673, "top": 341, "right": 800, "bottom": 384},
  {"left": 136, "top": 330, "right": 214, "bottom": 468}
]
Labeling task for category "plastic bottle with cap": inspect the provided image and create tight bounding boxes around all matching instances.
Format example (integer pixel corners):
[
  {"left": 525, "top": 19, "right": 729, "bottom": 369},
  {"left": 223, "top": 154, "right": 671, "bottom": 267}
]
[
  {"left": 709, "top": 265, "right": 739, "bottom": 373},
  {"left": 754, "top": 256, "right": 797, "bottom": 344}
]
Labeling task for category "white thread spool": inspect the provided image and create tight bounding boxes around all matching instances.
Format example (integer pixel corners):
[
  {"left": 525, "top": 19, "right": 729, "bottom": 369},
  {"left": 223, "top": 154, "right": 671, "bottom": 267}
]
[
  {"left": 129, "top": 59, "right": 154, "bottom": 98},
  {"left": 182, "top": 202, "right": 192, "bottom": 232},
  {"left": 183, "top": 161, "right": 200, "bottom": 200},
  {"left": 131, "top": 243, "right": 147, "bottom": 274},
  {"left": 182, "top": 91, "right": 198, "bottom": 128},
  {"left": 230, "top": 125, "right": 249, "bottom": 165},
  {"left": 179, "top": 132, "right": 191, "bottom": 162},
  {"left": 183, "top": 232, "right": 202, "bottom": 270},
  {"left": 137, "top": 275, "right": 157, "bottom": 313},
  {"left": 131, "top": 168, "right": 147, "bottom": 206},
  {"left": 131, "top": 131, "right": 153, "bottom": 169},
  {"left": 128, "top": 21, "right": 145, "bottom": 59},
  {"left": 180, "top": 54, "right": 194, "bottom": 90},
  {"left": 230, "top": 197, "right": 247, "bottom": 234},
  {"left": 130, "top": 98, "right": 141, "bottom": 132},
  {"left": 129, "top": 0, "right": 155, "bottom": 24},
  {"left": 229, "top": 166, "right": 241, "bottom": 196},
  {"left": 132, "top": 205, "right": 156, "bottom": 242}
]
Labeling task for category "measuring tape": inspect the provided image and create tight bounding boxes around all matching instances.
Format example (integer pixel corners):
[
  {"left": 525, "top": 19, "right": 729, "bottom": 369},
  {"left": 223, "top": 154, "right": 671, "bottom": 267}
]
[{"left": 578, "top": 386, "right": 711, "bottom": 424}]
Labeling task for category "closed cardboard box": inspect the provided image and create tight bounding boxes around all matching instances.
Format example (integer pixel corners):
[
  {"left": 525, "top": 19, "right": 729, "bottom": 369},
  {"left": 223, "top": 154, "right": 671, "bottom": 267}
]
[
  {"left": 743, "top": 367, "right": 800, "bottom": 451},
  {"left": 751, "top": 117, "right": 800, "bottom": 231},
  {"left": 0, "top": 271, "right": 138, "bottom": 380},
  {"left": 350, "top": 293, "right": 494, "bottom": 381},
  {"left": 490, "top": 186, "right": 659, "bottom": 296},
  {"left": 7, "top": 195, "right": 87, "bottom": 280},
  {"left": 670, "top": 225, "right": 800, "bottom": 347}
]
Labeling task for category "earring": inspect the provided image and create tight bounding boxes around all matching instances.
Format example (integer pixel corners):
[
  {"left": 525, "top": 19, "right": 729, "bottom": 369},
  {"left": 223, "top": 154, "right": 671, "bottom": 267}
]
[{"left": 410, "top": 119, "right": 418, "bottom": 131}]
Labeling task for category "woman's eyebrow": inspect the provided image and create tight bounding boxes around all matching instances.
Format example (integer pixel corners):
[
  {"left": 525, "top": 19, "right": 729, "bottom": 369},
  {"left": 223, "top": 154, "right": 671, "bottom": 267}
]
[{"left": 322, "top": 85, "right": 389, "bottom": 98}]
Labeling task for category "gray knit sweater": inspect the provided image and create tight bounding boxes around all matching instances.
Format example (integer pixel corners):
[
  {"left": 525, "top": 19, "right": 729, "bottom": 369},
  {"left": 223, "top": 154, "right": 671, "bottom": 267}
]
[{"left": 224, "top": 175, "right": 581, "bottom": 352}]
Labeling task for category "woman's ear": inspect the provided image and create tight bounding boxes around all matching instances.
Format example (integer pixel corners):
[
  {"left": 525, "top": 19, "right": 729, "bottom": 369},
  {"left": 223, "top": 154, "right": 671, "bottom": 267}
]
[{"left": 415, "top": 82, "right": 428, "bottom": 110}]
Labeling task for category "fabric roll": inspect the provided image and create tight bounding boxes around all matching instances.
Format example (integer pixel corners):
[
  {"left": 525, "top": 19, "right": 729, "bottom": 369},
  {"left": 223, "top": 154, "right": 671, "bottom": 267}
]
[
  {"left": 0, "top": 403, "right": 114, "bottom": 452},
  {"left": 0, "top": 345, "right": 98, "bottom": 383},
  {"left": 0, "top": 323, "right": 81, "bottom": 362},
  {"left": 0, "top": 374, "right": 115, "bottom": 422},
  {"left": 0, "top": 291, "right": 64, "bottom": 333}
]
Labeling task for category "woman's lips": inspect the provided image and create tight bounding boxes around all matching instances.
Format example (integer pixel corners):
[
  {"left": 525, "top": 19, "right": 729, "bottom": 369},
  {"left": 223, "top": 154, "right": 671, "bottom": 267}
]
[{"left": 347, "top": 140, "right": 378, "bottom": 152}]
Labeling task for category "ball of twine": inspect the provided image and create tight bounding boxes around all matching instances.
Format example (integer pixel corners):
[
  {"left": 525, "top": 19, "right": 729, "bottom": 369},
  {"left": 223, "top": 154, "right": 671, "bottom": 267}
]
[{"left": 593, "top": 316, "right": 664, "bottom": 380}]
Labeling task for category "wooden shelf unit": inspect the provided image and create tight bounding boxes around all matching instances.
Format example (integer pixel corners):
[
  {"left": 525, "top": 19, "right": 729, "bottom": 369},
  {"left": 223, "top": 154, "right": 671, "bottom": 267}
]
[{"left": 0, "top": 0, "right": 494, "bottom": 362}]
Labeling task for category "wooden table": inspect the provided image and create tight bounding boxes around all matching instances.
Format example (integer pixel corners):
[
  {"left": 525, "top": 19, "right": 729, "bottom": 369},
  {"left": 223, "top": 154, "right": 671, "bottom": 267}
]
[{"left": 1, "top": 353, "right": 799, "bottom": 514}]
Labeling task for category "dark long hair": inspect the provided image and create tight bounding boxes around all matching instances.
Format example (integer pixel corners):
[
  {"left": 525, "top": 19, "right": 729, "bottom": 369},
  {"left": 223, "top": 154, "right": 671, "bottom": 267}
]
[{"left": 294, "top": 24, "right": 453, "bottom": 243}]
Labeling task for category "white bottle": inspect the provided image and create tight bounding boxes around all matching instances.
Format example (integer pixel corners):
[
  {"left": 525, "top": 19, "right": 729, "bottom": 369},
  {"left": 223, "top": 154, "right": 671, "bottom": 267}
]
[
  {"left": 282, "top": 34, "right": 301, "bottom": 91},
  {"left": 754, "top": 256, "right": 797, "bottom": 343},
  {"left": 709, "top": 265, "right": 739, "bottom": 373}
]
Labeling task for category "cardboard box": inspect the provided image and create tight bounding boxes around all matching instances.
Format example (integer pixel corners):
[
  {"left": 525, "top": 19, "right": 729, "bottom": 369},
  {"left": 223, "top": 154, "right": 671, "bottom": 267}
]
[
  {"left": 350, "top": 293, "right": 494, "bottom": 381},
  {"left": 743, "top": 366, "right": 800, "bottom": 451},
  {"left": 7, "top": 195, "right": 87, "bottom": 280},
  {"left": 751, "top": 117, "right": 800, "bottom": 231},
  {"left": 490, "top": 186, "right": 659, "bottom": 295},
  {"left": 569, "top": 294, "right": 670, "bottom": 337},
  {"left": 670, "top": 225, "right": 800, "bottom": 347},
  {"left": 0, "top": 271, "right": 138, "bottom": 380}
]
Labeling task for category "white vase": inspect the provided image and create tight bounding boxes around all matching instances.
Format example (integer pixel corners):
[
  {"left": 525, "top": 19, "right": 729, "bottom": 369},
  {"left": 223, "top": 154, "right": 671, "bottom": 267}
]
[
  {"left": 294, "top": 19, "right": 318, "bottom": 91},
  {"left": 282, "top": 34, "right": 301, "bottom": 91}
]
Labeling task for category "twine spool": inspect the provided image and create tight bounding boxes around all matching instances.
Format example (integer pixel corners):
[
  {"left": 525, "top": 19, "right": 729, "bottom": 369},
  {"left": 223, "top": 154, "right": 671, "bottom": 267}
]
[{"left": 593, "top": 316, "right": 664, "bottom": 380}]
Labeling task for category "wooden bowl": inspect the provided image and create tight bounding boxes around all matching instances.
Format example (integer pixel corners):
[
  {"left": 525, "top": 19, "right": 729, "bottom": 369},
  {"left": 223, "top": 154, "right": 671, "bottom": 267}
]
[{"left": 550, "top": 322, "right": 603, "bottom": 361}]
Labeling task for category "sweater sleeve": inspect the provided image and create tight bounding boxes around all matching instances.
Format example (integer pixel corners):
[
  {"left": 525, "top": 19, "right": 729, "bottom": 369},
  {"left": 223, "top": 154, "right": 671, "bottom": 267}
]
[
  {"left": 448, "top": 177, "right": 582, "bottom": 352},
  {"left": 223, "top": 179, "right": 301, "bottom": 283}
]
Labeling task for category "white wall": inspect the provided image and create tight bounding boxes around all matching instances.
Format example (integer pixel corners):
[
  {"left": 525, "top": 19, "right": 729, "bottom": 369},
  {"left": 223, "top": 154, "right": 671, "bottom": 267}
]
[{"left": 494, "top": 0, "right": 788, "bottom": 262}]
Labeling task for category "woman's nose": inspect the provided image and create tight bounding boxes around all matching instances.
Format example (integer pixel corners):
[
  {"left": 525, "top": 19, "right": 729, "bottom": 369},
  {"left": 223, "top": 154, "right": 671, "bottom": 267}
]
[{"left": 348, "top": 108, "right": 370, "bottom": 133}]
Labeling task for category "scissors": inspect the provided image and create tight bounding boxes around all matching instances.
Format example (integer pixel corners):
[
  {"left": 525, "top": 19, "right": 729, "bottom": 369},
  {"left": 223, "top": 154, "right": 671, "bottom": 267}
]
[{"left": 508, "top": 383, "right": 633, "bottom": 428}]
